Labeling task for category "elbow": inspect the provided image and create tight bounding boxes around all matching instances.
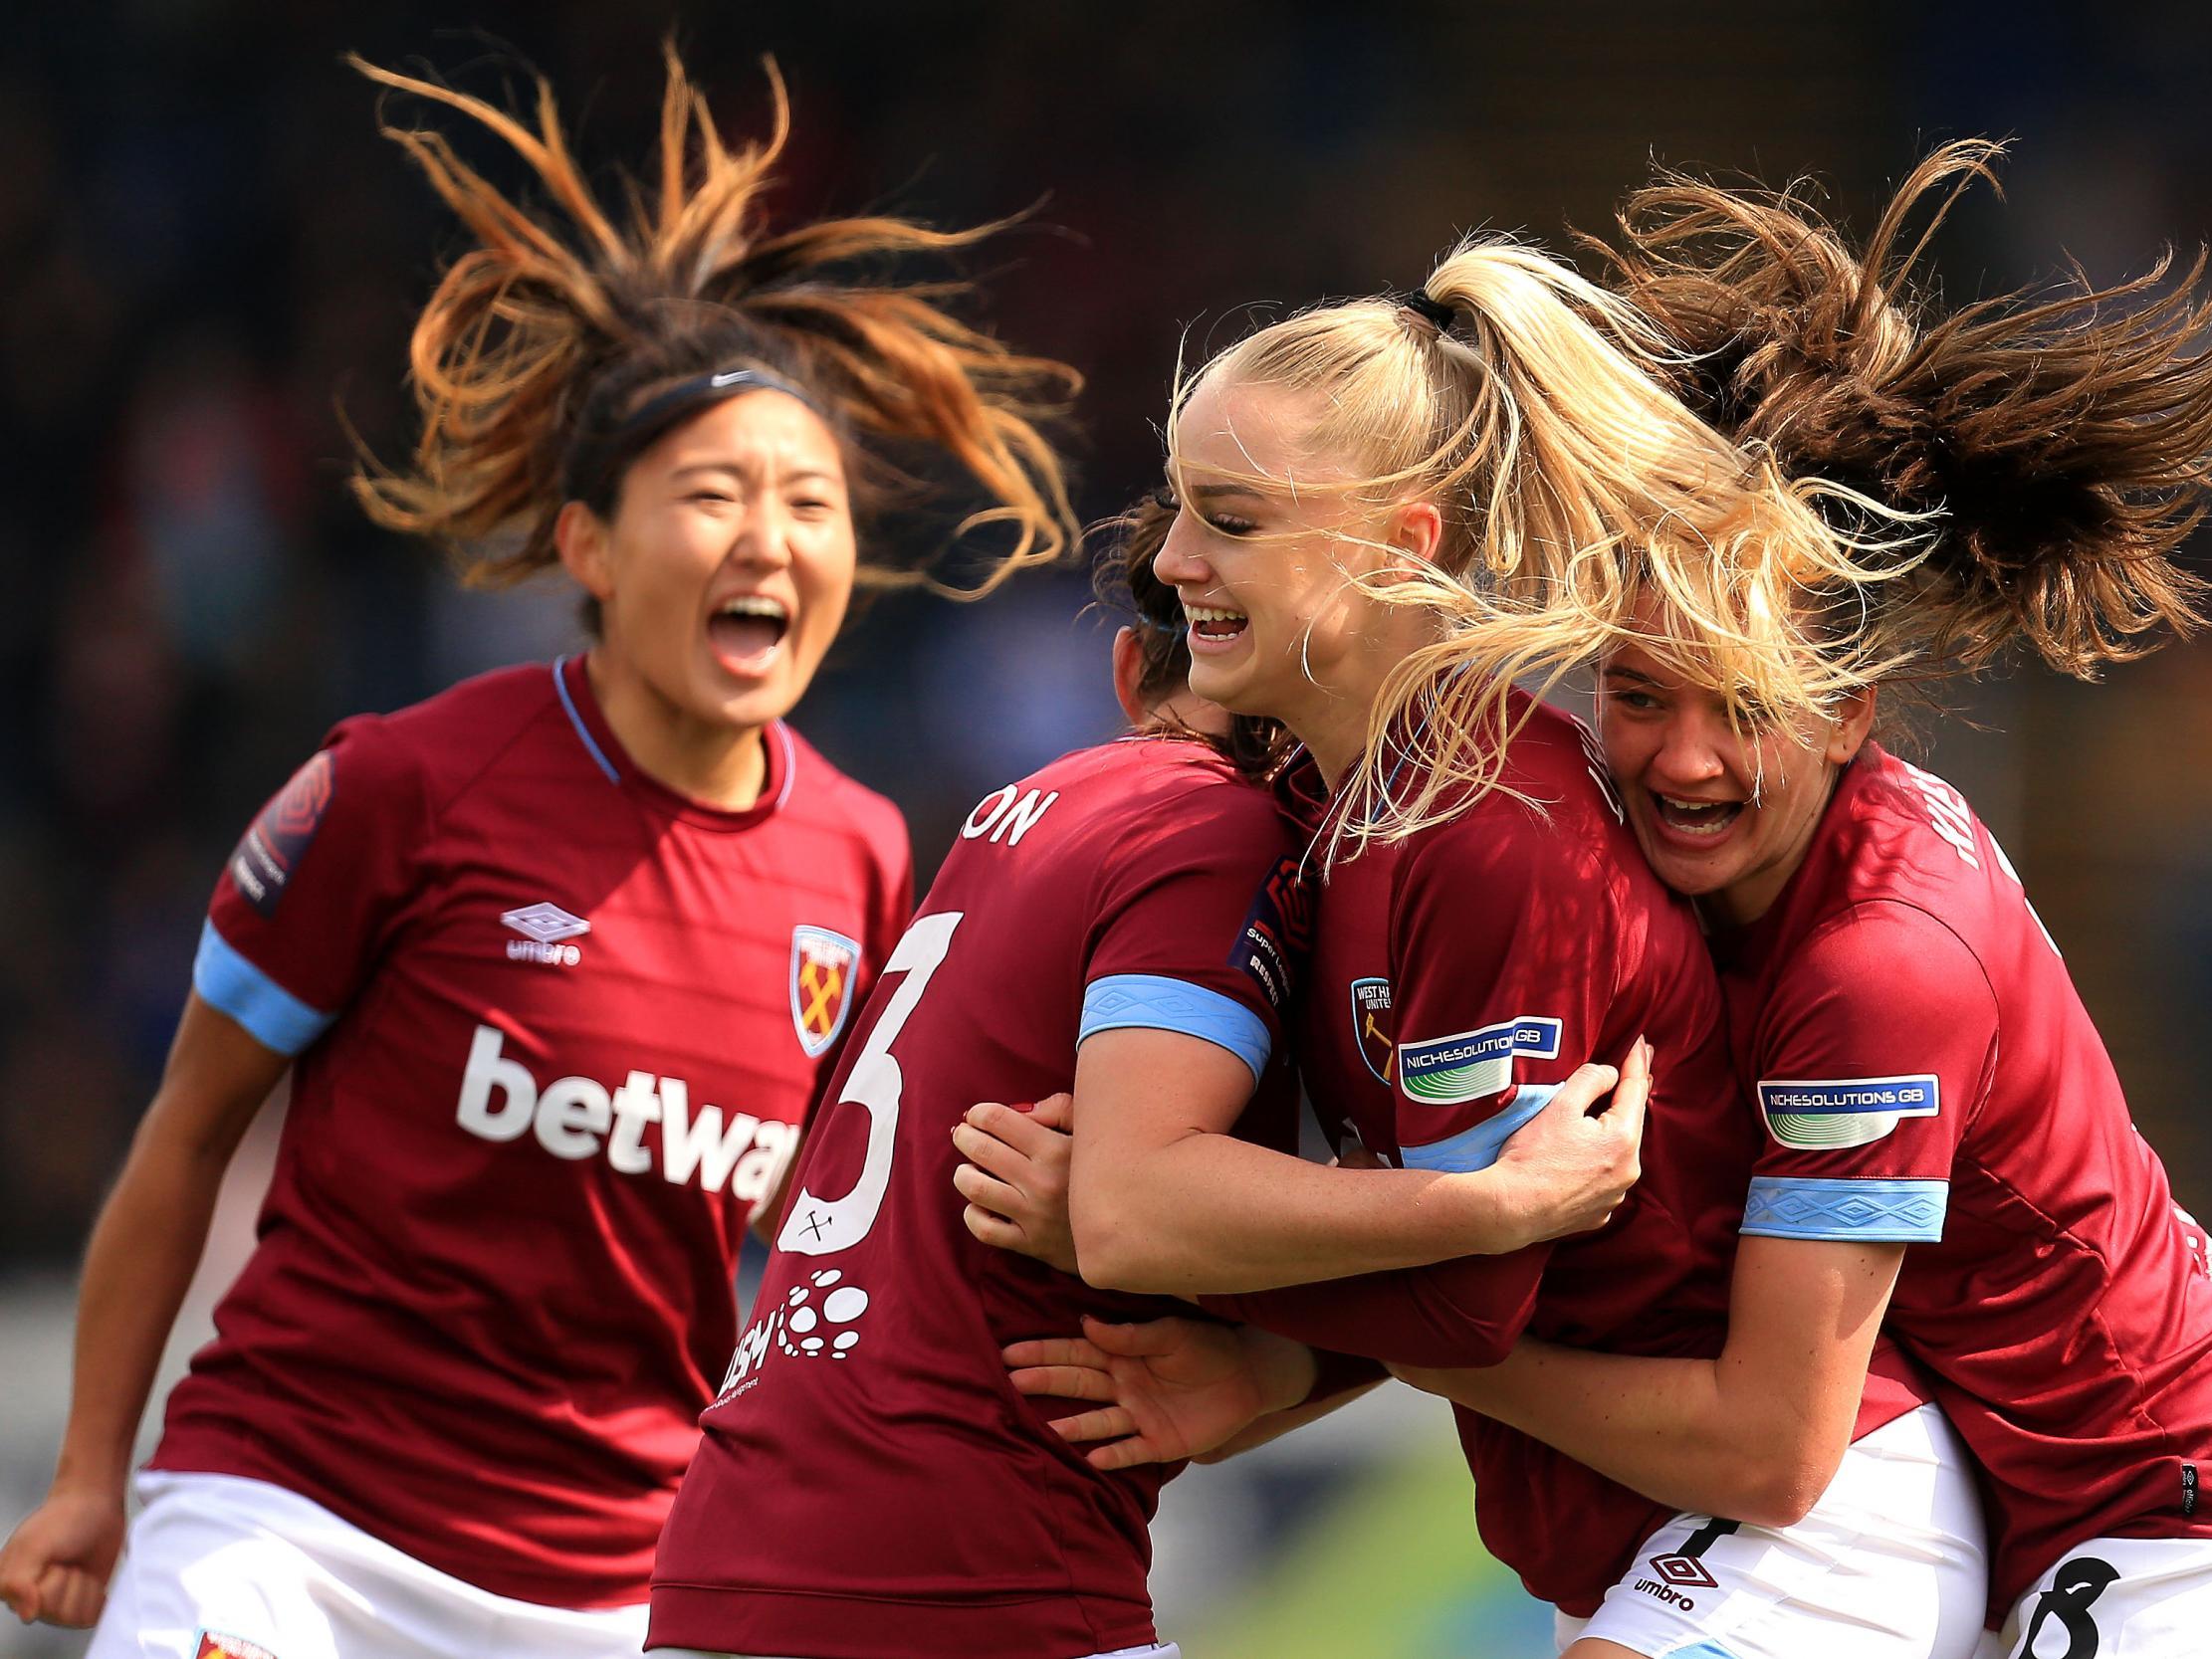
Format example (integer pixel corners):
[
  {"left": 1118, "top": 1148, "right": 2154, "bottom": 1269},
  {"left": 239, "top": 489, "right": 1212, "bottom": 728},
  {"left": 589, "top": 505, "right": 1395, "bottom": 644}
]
[
  {"left": 1068, "top": 1192, "right": 1180, "bottom": 1296},
  {"left": 1726, "top": 1444, "right": 1842, "bottom": 1530}
]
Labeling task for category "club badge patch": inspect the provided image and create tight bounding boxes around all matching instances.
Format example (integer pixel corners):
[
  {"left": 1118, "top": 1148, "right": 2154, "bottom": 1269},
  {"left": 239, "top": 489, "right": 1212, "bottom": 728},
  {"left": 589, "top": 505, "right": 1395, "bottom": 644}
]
[
  {"left": 1758, "top": 1075, "right": 1940, "bottom": 1149},
  {"left": 196, "top": 1633, "right": 280, "bottom": 1659},
  {"left": 790, "top": 926, "right": 861, "bottom": 1059},
  {"left": 227, "top": 750, "right": 333, "bottom": 918},
  {"left": 1398, "top": 1016, "right": 1562, "bottom": 1106},
  {"left": 1350, "top": 977, "right": 1395, "bottom": 1084}
]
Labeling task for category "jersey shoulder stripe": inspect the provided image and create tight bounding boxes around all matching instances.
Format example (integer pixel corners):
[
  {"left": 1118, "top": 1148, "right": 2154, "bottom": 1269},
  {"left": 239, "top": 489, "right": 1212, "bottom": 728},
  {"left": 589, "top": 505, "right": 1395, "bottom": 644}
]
[
  {"left": 1079, "top": 972, "right": 1271, "bottom": 1080},
  {"left": 1741, "top": 1174, "right": 1949, "bottom": 1243},
  {"left": 1401, "top": 1081, "right": 1558, "bottom": 1174},
  {"left": 194, "top": 919, "right": 336, "bottom": 1054}
]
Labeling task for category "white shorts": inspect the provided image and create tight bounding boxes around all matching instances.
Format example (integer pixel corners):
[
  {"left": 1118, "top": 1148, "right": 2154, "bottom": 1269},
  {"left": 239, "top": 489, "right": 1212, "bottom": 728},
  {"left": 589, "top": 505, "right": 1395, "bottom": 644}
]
[
  {"left": 655, "top": 1645, "right": 1179, "bottom": 1659},
  {"left": 86, "top": 1471, "right": 649, "bottom": 1659},
  {"left": 1555, "top": 1404, "right": 1988, "bottom": 1659},
  {"left": 655, "top": 1646, "right": 1179, "bottom": 1659},
  {"left": 1978, "top": 1535, "right": 2212, "bottom": 1658}
]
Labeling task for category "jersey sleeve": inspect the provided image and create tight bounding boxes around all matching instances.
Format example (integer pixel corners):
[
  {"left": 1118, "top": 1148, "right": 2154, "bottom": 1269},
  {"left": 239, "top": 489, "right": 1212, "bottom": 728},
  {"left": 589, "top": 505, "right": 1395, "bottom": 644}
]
[
  {"left": 194, "top": 717, "right": 428, "bottom": 1056},
  {"left": 1201, "top": 816, "right": 1622, "bottom": 1367},
  {"left": 1076, "top": 782, "right": 1301, "bottom": 1085},
  {"left": 1199, "top": 1248, "right": 1543, "bottom": 1367},
  {"left": 1741, "top": 901, "right": 1996, "bottom": 1246},
  {"left": 1387, "top": 813, "right": 1619, "bottom": 1177}
]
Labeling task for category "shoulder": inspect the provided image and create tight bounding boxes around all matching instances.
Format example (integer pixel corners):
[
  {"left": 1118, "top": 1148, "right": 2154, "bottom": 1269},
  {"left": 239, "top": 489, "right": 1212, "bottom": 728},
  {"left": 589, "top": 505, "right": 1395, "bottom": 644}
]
[
  {"left": 1033, "top": 736, "right": 1291, "bottom": 848},
  {"left": 344, "top": 662, "right": 567, "bottom": 809},
  {"left": 778, "top": 723, "right": 908, "bottom": 863},
  {"left": 1777, "top": 899, "right": 1996, "bottom": 1029}
]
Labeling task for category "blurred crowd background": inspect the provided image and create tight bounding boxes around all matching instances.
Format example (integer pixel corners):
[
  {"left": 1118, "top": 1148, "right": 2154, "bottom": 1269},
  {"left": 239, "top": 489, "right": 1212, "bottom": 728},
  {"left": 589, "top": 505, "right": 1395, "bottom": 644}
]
[{"left": 5, "top": 3, "right": 2210, "bottom": 1655}]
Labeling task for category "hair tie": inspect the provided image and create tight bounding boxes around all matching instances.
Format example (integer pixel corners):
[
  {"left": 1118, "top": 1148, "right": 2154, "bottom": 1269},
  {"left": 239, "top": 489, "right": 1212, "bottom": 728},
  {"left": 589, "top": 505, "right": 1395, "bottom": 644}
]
[{"left": 1402, "top": 291, "right": 1458, "bottom": 331}]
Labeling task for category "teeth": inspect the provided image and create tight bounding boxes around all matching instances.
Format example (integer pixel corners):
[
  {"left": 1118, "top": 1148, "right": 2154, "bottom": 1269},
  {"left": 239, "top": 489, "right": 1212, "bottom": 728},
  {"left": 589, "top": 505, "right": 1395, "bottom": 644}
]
[
  {"left": 717, "top": 596, "right": 788, "bottom": 620},
  {"left": 1655, "top": 793, "right": 1740, "bottom": 838},
  {"left": 1186, "top": 606, "right": 1247, "bottom": 625}
]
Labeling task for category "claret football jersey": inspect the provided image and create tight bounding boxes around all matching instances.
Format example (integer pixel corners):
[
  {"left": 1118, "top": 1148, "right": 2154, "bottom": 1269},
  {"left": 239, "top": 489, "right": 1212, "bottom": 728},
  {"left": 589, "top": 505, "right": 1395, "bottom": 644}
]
[
  {"left": 1201, "top": 696, "right": 1924, "bottom": 1615},
  {"left": 157, "top": 655, "right": 911, "bottom": 1608},
  {"left": 1715, "top": 741, "right": 2212, "bottom": 1616},
  {"left": 649, "top": 734, "right": 1304, "bottom": 1659}
]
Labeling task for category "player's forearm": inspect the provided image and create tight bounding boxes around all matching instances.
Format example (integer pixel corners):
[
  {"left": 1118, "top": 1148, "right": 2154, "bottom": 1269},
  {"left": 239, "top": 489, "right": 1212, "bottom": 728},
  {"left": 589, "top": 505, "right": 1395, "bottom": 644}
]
[
  {"left": 50, "top": 1130, "right": 234, "bottom": 1494},
  {"left": 1391, "top": 1341, "right": 1822, "bottom": 1527},
  {"left": 1072, "top": 1134, "right": 1531, "bottom": 1295}
]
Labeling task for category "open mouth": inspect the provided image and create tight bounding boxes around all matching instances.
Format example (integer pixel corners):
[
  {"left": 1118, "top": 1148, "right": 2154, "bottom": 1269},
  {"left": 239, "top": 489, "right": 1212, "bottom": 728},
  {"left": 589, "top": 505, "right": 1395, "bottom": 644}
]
[
  {"left": 1651, "top": 792, "right": 1745, "bottom": 841},
  {"left": 1185, "top": 603, "right": 1249, "bottom": 650},
  {"left": 707, "top": 594, "right": 790, "bottom": 676}
]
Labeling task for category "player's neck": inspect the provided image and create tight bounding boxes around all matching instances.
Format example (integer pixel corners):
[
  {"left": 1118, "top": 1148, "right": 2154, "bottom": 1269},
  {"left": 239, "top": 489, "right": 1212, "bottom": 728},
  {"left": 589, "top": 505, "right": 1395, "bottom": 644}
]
[
  {"left": 585, "top": 651, "right": 770, "bottom": 810},
  {"left": 1298, "top": 613, "right": 1443, "bottom": 789}
]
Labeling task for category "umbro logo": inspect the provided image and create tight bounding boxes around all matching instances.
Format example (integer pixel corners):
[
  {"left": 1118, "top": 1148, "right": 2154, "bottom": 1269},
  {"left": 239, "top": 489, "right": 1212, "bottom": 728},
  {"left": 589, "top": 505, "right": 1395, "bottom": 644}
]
[
  {"left": 1648, "top": 1553, "right": 1719, "bottom": 1590},
  {"left": 502, "top": 902, "right": 589, "bottom": 965}
]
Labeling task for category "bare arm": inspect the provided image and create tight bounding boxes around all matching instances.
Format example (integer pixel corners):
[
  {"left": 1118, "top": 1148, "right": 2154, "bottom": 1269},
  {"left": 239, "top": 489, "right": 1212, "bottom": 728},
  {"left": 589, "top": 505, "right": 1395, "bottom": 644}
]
[
  {"left": 0, "top": 993, "right": 287, "bottom": 1628},
  {"left": 960, "top": 1028, "right": 1646, "bottom": 1297},
  {"left": 1392, "top": 1235, "right": 1905, "bottom": 1527}
]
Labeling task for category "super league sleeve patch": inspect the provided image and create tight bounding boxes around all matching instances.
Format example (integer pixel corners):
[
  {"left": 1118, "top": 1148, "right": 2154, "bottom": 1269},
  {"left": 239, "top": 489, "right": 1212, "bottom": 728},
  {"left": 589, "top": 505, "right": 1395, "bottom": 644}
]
[
  {"left": 226, "top": 749, "right": 334, "bottom": 918},
  {"left": 1397, "top": 1016, "right": 1562, "bottom": 1106},
  {"left": 1756, "top": 1074, "right": 1940, "bottom": 1149},
  {"left": 1229, "top": 854, "right": 1311, "bottom": 1016}
]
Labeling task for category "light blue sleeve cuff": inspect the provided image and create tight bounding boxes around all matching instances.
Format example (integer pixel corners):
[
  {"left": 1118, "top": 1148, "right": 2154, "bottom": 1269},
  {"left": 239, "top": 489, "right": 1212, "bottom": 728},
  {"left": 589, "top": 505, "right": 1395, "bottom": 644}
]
[
  {"left": 1741, "top": 1175, "right": 1948, "bottom": 1243},
  {"left": 193, "top": 920, "right": 336, "bottom": 1057},
  {"left": 1399, "top": 1082, "right": 1558, "bottom": 1174},
  {"left": 1080, "top": 973, "right": 1271, "bottom": 1083}
]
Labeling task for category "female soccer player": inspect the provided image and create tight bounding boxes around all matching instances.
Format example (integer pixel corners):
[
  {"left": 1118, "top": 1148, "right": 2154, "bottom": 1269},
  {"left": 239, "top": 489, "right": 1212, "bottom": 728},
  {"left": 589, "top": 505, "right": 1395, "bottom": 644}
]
[
  {"left": 974, "top": 240, "right": 1991, "bottom": 1659},
  {"left": 1008, "top": 147, "right": 2212, "bottom": 1659},
  {"left": 1392, "top": 143, "right": 2212, "bottom": 1659},
  {"left": 0, "top": 50, "right": 1076, "bottom": 1659},
  {"left": 644, "top": 492, "right": 1650, "bottom": 1659}
]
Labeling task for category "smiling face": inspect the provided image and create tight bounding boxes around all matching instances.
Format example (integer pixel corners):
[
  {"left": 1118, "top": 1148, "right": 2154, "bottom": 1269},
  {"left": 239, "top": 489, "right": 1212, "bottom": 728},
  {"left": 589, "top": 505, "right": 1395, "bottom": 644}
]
[
  {"left": 1598, "top": 616, "right": 1875, "bottom": 924},
  {"left": 1151, "top": 374, "right": 1438, "bottom": 779},
  {"left": 560, "top": 388, "right": 857, "bottom": 778}
]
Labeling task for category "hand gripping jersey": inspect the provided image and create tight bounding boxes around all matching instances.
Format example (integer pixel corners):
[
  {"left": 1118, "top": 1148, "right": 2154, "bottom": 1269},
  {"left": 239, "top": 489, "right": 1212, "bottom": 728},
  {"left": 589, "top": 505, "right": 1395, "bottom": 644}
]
[
  {"left": 1715, "top": 741, "right": 2212, "bottom": 1618},
  {"left": 649, "top": 736, "right": 1303, "bottom": 1659},
  {"left": 1203, "top": 697, "right": 1926, "bottom": 1615},
  {"left": 159, "top": 656, "right": 911, "bottom": 1609}
]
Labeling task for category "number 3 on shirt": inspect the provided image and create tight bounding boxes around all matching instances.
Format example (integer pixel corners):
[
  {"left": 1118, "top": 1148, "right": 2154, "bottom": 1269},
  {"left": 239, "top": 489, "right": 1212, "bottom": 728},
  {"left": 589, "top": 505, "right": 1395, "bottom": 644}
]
[{"left": 777, "top": 910, "right": 963, "bottom": 1258}]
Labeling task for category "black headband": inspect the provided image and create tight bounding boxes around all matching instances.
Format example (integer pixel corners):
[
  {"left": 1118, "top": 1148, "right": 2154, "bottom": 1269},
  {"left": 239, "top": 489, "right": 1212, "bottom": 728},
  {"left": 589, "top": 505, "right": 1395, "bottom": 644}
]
[
  {"left": 1402, "top": 291, "right": 1458, "bottom": 331},
  {"left": 564, "top": 365, "right": 829, "bottom": 507}
]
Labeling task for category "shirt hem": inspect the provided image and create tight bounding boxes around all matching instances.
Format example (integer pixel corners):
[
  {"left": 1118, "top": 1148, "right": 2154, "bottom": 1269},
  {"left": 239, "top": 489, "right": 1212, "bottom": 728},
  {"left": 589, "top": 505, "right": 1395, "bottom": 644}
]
[{"left": 647, "top": 1581, "right": 1158, "bottom": 1659}]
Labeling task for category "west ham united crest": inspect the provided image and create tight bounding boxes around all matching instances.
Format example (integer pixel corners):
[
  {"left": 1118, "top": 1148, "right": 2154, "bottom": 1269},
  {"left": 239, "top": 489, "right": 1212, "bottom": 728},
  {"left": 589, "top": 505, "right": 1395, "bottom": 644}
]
[
  {"left": 1350, "top": 976, "right": 1395, "bottom": 1084},
  {"left": 790, "top": 926, "right": 861, "bottom": 1059}
]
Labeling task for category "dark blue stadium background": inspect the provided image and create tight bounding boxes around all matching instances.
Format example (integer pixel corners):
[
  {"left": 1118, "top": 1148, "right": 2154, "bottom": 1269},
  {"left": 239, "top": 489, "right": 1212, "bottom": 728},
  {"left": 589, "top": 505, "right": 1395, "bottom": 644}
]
[{"left": 4, "top": 0, "right": 2207, "bottom": 1275}]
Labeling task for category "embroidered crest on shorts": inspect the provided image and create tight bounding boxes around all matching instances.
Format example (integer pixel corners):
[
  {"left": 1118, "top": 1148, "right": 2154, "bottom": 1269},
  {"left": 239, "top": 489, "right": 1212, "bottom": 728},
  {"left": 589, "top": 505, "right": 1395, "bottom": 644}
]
[
  {"left": 1350, "top": 977, "right": 1395, "bottom": 1083},
  {"left": 790, "top": 926, "right": 861, "bottom": 1058},
  {"left": 1757, "top": 1074, "right": 1940, "bottom": 1149},
  {"left": 196, "top": 1633, "right": 281, "bottom": 1659}
]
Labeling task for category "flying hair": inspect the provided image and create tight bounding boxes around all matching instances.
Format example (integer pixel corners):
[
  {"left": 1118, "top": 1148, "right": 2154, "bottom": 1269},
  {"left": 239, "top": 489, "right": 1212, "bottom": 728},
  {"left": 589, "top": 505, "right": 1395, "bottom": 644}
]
[
  {"left": 1601, "top": 137, "right": 2211, "bottom": 684},
  {"left": 347, "top": 47, "right": 1078, "bottom": 598},
  {"left": 1166, "top": 237, "right": 1887, "bottom": 850}
]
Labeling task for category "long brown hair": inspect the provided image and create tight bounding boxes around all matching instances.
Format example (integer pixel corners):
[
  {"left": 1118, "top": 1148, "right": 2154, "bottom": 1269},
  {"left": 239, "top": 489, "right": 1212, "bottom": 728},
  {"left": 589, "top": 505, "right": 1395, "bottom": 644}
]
[
  {"left": 1602, "top": 138, "right": 2211, "bottom": 684},
  {"left": 348, "top": 47, "right": 1078, "bottom": 598}
]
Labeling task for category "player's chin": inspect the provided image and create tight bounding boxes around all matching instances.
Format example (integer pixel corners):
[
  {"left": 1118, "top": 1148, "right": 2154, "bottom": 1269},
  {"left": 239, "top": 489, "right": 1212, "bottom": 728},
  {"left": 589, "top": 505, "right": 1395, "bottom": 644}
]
[{"left": 1626, "top": 808, "right": 1738, "bottom": 900}]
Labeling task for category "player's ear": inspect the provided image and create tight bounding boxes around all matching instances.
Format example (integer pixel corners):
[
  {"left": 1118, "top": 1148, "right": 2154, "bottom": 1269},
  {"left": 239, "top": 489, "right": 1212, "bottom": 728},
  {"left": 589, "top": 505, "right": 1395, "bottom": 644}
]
[
  {"left": 1110, "top": 626, "right": 1150, "bottom": 727},
  {"left": 1383, "top": 499, "right": 1443, "bottom": 575},
  {"left": 1826, "top": 684, "right": 1878, "bottom": 765},
  {"left": 555, "top": 500, "right": 616, "bottom": 603}
]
